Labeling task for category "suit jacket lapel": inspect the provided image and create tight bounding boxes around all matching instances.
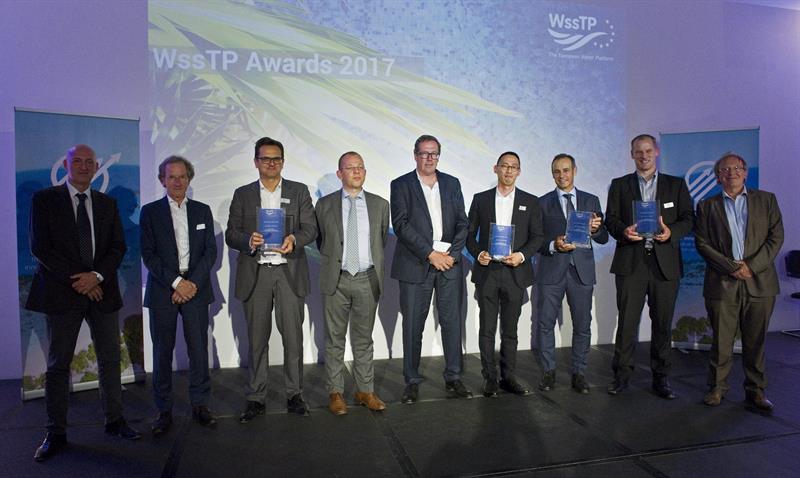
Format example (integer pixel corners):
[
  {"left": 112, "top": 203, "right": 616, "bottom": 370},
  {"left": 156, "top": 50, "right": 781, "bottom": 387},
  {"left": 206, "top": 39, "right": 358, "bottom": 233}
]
[
  {"left": 409, "top": 171, "right": 433, "bottom": 231},
  {"left": 60, "top": 186, "right": 81, "bottom": 257},
  {"left": 628, "top": 174, "right": 643, "bottom": 202},
  {"left": 743, "top": 190, "right": 756, "bottom": 251},
  {"left": 334, "top": 189, "right": 344, "bottom": 243},
  {"left": 186, "top": 199, "right": 198, "bottom": 261}
]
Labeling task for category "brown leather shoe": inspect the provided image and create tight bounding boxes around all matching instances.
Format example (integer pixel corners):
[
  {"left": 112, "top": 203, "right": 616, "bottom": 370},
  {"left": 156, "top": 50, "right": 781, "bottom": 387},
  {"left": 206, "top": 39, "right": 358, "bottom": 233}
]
[
  {"left": 745, "top": 390, "right": 774, "bottom": 412},
  {"left": 329, "top": 392, "right": 347, "bottom": 416},
  {"left": 354, "top": 391, "right": 386, "bottom": 411},
  {"left": 703, "top": 388, "right": 723, "bottom": 406}
]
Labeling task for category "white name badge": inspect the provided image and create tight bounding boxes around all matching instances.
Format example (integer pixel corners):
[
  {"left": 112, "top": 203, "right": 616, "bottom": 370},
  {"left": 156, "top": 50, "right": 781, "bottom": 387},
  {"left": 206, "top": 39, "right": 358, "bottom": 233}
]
[
  {"left": 519, "top": 205, "right": 527, "bottom": 211},
  {"left": 281, "top": 198, "right": 291, "bottom": 204},
  {"left": 663, "top": 202, "right": 674, "bottom": 208},
  {"left": 196, "top": 224, "right": 206, "bottom": 230}
]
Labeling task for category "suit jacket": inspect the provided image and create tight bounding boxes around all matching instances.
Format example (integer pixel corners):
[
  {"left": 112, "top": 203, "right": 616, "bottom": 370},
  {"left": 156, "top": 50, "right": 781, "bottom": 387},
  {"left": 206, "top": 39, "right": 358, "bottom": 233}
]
[
  {"left": 390, "top": 169, "right": 468, "bottom": 283},
  {"left": 695, "top": 188, "right": 783, "bottom": 300},
  {"left": 466, "top": 187, "right": 544, "bottom": 288},
  {"left": 140, "top": 196, "right": 217, "bottom": 308},
  {"left": 605, "top": 172, "right": 694, "bottom": 280},
  {"left": 537, "top": 188, "right": 609, "bottom": 286},
  {"left": 26, "top": 184, "right": 126, "bottom": 314},
  {"left": 225, "top": 178, "right": 317, "bottom": 301},
  {"left": 315, "top": 189, "right": 390, "bottom": 296}
]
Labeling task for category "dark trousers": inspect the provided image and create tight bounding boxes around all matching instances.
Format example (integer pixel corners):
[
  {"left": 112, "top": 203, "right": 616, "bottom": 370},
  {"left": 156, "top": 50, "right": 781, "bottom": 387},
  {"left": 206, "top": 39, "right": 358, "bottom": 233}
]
[
  {"left": 45, "top": 304, "right": 122, "bottom": 434},
  {"left": 149, "top": 301, "right": 211, "bottom": 412},
  {"left": 477, "top": 264, "right": 523, "bottom": 380},
  {"left": 537, "top": 264, "right": 594, "bottom": 374},
  {"left": 706, "top": 282, "right": 774, "bottom": 393},
  {"left": 399, "top": 266, "right": 463, "bottom": 384},
  {"left": 612, "top": 250, "right": 678, "bottom": 381}
]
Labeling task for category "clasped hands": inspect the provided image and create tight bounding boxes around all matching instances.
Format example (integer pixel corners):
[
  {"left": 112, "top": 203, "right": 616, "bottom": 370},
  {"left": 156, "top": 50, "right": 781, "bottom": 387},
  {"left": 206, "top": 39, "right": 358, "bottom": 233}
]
[
  {"left": 250, "top": 232, "right": 295, "bottom": 255},
  {"left": 623, "top": 216, "right": 671, "bottom": 243},
  {"left": 730, "top": 260, "right": 753, "bottom": 280},
  {"left": 70, "top": 272, "right": 103, "bottom": 302},
  {"left": 476, "top": 251, "right": 524, "bottom": 268}
]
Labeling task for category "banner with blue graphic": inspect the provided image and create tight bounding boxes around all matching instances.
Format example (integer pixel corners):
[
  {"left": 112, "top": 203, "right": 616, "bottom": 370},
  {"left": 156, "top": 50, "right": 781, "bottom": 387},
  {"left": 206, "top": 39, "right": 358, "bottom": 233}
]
[
  {"left": 15, "top": 109, "right": 143, "bottom": 399},
  {"left": 660, "top": 128, "right": 759, "bottom": 347}
]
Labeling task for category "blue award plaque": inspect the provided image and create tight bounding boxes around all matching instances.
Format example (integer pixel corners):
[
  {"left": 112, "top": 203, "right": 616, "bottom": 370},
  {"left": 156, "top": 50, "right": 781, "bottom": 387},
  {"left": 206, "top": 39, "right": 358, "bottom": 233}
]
[
  {"left": 633, "top": 200, "right": 660, "bottom": 238},
  {"left": 565, "top": 210, "right": 593, "bottom": 248},
  {"left": 259, "top": 208, "right": 285, "bottom": 250},
  {"left": 489, "top": 223, "right": 515, "bottom": 261}
]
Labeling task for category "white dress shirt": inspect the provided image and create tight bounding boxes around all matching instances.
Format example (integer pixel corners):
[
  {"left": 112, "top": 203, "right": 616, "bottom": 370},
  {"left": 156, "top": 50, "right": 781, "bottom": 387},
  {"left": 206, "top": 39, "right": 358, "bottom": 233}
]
[
  {"left": 417, "top": 172, "right": 443, "bottom": 242},
  {"left": 168, "top": 195, "right": 190, "bottom": 288}
]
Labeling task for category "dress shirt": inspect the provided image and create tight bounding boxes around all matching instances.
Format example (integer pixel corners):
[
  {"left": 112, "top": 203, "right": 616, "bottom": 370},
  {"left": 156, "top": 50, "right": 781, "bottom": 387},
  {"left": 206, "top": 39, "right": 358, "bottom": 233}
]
[
  {"left": 549, "top": 187, "right": 576, "bottom": 253},
  {"left": 417, "top": 172, "right": 443, "bottom": 242},
  {"left": 722, "top": 187, "right": 748, "bottom": 261},
  {"left": 494, "top": 187, "right": 515, "bottom": 226},
  {"left": 66, "top": 181, "right": 103, "bottom": 281},
  {"left": 341, "top": 189, "right": 373, "bottom": 272},
  {"left": 637, "top": 171, "right": 658, "bottom": 249},
  {"left": 258, "top": 179, "right": 288, "bottom": 265},
  {"left": 168, "top": 195, "right": 190, "bottom": 288}
]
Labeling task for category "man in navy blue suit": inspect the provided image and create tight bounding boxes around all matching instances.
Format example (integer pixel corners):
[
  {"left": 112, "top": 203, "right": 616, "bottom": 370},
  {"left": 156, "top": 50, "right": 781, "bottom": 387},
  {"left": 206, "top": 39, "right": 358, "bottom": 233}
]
[
  {"left": 391, "top": 134, "right": 471, "bottom": 403},
  {"left": 466, "top": 152, "right": 543, "bottom": 398},
  {"left": 536, "top": 154, "right": 608, "bottom": 394},
  {"left": 140, "top": 156, "right": 217, "bottom": 435}
]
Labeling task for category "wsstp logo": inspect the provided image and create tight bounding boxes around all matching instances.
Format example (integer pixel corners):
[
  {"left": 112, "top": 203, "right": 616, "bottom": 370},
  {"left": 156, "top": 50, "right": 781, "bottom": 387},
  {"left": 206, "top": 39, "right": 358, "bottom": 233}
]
[
  {"left": 547, "top": 13, "right": 616, "bottom": 52},
  {"left": 685, "top": 161, "right": 719, "bottom": 205}
]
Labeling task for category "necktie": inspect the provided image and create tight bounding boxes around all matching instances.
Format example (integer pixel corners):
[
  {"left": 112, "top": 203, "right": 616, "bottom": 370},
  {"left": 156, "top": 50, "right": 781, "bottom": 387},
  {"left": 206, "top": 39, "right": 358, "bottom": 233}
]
[
  {"left": 76, "top": 193, "right": 93, "bottom": 269},
  {"left": 564, "top": 193, "right": 576, "bottom": 264},
  {"left": 345, "top": 196, "right": 359, "bottom": 275}
]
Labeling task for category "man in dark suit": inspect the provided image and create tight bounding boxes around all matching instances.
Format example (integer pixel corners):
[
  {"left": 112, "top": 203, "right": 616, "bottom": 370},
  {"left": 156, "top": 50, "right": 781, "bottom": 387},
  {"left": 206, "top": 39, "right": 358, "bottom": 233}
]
[
  {"left": 226, "top": 137, "right": 317, "bottom": 420},
  {"left": 466, "top": 152, "right": 543, "bottom": 398},
  {"left": 695, "top": 153, "right": 783, "bottom": 412},
  {"left": 605, "top": 134, "right": 694, "bottom": 398},
  {"left": 316, "top": 152, "right": 390, "bottom": 415},
  {"left": 391, "top": 134, "right": 471, "bottom": 403},
  {"left": 140, "top": 156, "right": 217, "bottom": 434},
  {"left": 27, "top": 144, "right": 140, "bottom": 462},
  {"left": 536, "top": 154, "right": 608, "bottom": 394}
]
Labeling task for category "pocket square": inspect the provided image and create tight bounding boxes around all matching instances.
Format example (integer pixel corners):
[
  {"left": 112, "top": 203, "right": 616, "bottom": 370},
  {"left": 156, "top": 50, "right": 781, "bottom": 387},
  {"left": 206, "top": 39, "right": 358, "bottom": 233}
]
[{"left": 196, "top": 224, "right": 206, "bottom": 230}]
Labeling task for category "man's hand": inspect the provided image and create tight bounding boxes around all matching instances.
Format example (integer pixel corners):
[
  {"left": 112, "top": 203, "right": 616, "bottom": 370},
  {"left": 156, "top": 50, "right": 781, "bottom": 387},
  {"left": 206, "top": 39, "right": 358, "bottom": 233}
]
[
  {"left": 653, "top": 217, "right": 672, "bottom": 242},
  {"left": 555, "top": 235, "right": 577, "bottom": 252},
  {"left": 502, "top": 252, "right": 524, "bottom": 267},
  {"left": 730, "top": 260, "right": 753, "bottom": 280},
  {"left": 70, "top": 272, "right": 99, "bottom": 295},
  {"left": 249, "top": 232, "right": 264, "bottom": 250},
  {"left": 477, "top": 250, "right": 491, "bottom": 266},
  {"left": 275, "top": 234, "right": 296, "bottom": 255},
  {"left": 623, "top": 224, "right": 643, "bottom": 241},
  {"left": 174, "top": 279, "right": 197, "bottom": 303},
  {"left": 428, "top": 251, "right": 454, "bottom": 271},
  {"left": 590, "top": 213, "right": 602, "bottom": 233},
  {"left": 86, "top": 285, "right": 103, "bottom": 302}
]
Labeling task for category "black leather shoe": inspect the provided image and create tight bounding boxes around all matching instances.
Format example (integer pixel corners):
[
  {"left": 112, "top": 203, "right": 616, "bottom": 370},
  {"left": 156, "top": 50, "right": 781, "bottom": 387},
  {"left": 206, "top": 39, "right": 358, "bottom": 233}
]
[
  {"left": 538, "top": 370, "right": 556, "bottom": 391},
  {"left": 571, "top": 374, "right": 590, "bottom": 394},
  {"left": 192, "top": 406, "right": 217, "bottom": 427},
  {"left": 151, "top": 411, "right": 172, "bottom": 436},
  {"left": 34, "top": 432, "right": 67, "bottom": 462},
  {"left": 105, "top": 418, "right": 142, "bottom": 440},
  {"left": 287, "top": 393, "right": 310, "bottom": 416},
  {"left": 239, "top": 400, "right": 265, "bottom": 423},
  {"left": 401, "top": 383, "right": 419, "bottom": 404},
  {"left": 482, "top": 378, "right": 499, "bottom": 398},
  {"left": 745, "top": 390, "right": 774, "bottom": 413},
  {"left": 500, "top": 378, "right": 531, "bottom": 396},
  {"left": 607, "top": 378, "right": 629, "bottom": 395},
  {"left": 652, "top": 377, "right": 676, "bottom": 400},
  {"left": 445, "top": 380, "right": 473, "bottom": 399}
]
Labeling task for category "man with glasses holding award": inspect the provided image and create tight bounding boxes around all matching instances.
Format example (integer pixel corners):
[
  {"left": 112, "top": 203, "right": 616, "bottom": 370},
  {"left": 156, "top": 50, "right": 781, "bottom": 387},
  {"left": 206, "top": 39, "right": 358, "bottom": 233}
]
[
  {"left": 604, "top": 134, "right": 694, "bottom": 399},
  {"left": 536, "top": 154, "right": 607, "bottom": 394},
  {"left": 225, "top": 137, "right": 317, "bottom": 420},
  {"left": 466, "top": 151, "right": 543, "bottom": 398}
]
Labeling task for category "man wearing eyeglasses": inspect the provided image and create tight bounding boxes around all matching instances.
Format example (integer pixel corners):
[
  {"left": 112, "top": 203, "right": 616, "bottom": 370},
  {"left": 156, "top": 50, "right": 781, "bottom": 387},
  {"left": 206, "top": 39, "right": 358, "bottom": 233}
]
[
  {"left": 391, "top": 134, "right": 471, "bottom": 403},
  {"left": 466, "top": 152, "right": 543, "bottom": 398},
  {"left": 315, "top": 152, "right": 390, "bottom": 415},
  {"left": 225, "top": 137, "right": 317, "bottom": 420},
  {"left": 695, "top": 153, "right": 783, "bottom": 412}
]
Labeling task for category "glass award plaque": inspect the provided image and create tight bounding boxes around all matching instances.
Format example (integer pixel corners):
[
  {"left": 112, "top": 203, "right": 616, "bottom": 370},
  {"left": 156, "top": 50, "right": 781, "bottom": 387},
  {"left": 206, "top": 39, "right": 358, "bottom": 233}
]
[
  {"left": 565, "top": 210, "right": 593, "bottom": 249},
  {"left": 489, "top": 223, "right": 515, "bottom": 261},
  {"left": 258, "top": 207, "right": 285, "bottom": 251},
  {"left": 633, "top": 200, "right": 660, "bottom": 238}
]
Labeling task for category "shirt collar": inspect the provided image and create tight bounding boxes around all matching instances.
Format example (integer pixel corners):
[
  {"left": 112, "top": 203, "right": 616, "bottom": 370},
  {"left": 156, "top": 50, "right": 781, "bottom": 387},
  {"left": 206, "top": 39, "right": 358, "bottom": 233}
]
[
  {"left": 636, "top": 170, "right": 658, "bottom": 184},
  {"left": 557, "top": 187, "right": 575, "bottom": 198},
  {"left": 259, "top": 178, "right": 282, "bottom": 192},
  {"left": 341, "top": 188, "right": 365, "bottom": 200},
  {"left": 495, "top": 186, "right": 515, "bottom": 199},
  {"left": 722, "top": 186, "right": 748, "bottom": 200},
  {"left": 167, "top": 194, "right": 188, "bottom": 208},
  {"left": 66, "top": 181, "right": 90, "bottom": 197}
]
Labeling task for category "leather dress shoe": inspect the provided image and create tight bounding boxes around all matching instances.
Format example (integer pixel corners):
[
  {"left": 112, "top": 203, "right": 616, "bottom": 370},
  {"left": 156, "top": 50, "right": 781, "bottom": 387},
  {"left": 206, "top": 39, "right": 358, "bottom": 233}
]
[
  {"left": 538, "top": 370, "right": 556, "bottom": 391},
  {"left": 329, "top": 392, "right": 348, "bottom": 415},
  {"left": 192, "top": 406, "right": 217, "bottom": 427},
  {"left": 445, "top": 380, "right": 473, "bottom": 399},
  {"left": 607, "top": 378, "right": 629, "bottom": 395},
  {"left": 105, "top": 418, "right": 142, "bottom": 440},
  {"left": 652, "top": 377, "right": 676, "bottom": 400},
  {"left": 482, "top": 378, "right": 499, "bottom": 398},
  {"left": 571, "top": 374, "right": 590, "bottom": 394},
  {"left": 239, "top": 400, "right": 265, "bottom": 423},
  {"left": 287, "top": 393, "right": 310, "bottom": 416},
  {"left": 500, "top": 378, "right": 531, "bottom": 396},
  {"left": 34, "top": 432, "right": 67, "bottom": 462},
  {"left": 401, "top": 384, "right": 419, "bottom": 404},
  {"left": 355, "top": 391, "right": 386, "bottom": 411},
  {"left": 151, "top": 411, "right": 172, "bottom": 436},
  {"left": 703, "top": 388, "right": 724, "bottom": 406},
  {"left": 745, "top": 390, "right": 774, "bottom": 412}
]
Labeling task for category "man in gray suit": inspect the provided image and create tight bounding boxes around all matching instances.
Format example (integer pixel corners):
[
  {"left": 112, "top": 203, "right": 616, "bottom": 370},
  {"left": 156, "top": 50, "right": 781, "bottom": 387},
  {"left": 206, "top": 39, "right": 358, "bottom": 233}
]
[
  {"left": 316, "top": 152, "right": 390, "bottom": 415},
  {"left": 695, "top": 152, "right": 783, "bottom": 412},
  {"left": 225, "top": 137, "right": 317, "bottom": 420},
  {"left": 536, "top": 154, "right": 608, "bottom": 394}
]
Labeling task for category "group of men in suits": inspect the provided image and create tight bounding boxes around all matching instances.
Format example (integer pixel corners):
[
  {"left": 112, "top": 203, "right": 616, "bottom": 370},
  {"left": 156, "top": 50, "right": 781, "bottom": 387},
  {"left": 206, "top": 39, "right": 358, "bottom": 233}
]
[{"left": 26, "top": 133, "right": 783, "bottom": 462}]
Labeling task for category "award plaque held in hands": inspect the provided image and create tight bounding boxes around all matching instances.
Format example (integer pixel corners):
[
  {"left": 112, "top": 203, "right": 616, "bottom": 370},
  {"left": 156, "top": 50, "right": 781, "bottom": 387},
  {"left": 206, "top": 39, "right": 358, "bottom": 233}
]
[
  {"left": 489, "top": 223, "right": 515, "bottom": 261},
  {"left": 258, "top": 207, "right": 285, "bottom": 252},
  {"left": 633, "top": 200, "right": 660, "bottom": 238},
  {"left": 565, "top": 210, "right": 593, "bottom": 248}
]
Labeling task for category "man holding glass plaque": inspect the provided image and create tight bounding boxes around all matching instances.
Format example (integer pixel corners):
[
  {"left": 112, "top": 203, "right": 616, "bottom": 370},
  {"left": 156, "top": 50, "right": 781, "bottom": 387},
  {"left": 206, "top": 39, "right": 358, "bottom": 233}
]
[
  {"left": 536, "top": 154, "right": 607, "bottom": 394},
  {"left": 604, "top": 134, "right": 694, "bottom": 399},
  {"left": 467, "top": 152, "right": 543, "bottom": 398},
  {"left": 225, "top": 137, "right": 317, "bottom": 420}
]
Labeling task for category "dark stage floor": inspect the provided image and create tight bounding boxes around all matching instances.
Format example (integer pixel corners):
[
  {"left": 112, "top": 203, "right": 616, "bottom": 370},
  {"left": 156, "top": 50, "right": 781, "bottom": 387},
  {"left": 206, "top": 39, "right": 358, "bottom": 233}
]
[{"left": 2, "top": 333, "right": 799, "bottom": 477}]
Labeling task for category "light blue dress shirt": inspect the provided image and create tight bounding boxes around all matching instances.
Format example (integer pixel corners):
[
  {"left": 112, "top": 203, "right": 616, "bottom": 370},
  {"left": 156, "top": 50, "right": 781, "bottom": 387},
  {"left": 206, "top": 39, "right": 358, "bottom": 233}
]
[
  {"left": 722, "top": 187, "right": 748, "bottom": 261},
  {"left": 341, "top": 189, "right": 373, "bottom": 271}
]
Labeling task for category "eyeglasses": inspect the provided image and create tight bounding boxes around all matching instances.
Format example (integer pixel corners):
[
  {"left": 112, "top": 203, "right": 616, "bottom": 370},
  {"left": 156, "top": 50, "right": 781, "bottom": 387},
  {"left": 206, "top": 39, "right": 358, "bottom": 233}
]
[
  {"left": 415, "top": 152, "right": 440, "bottom": 160},
  {"left": 719, "top": 166, "right": 746, "bottom": 174},
  {"left": 340, "top": 166, "right": 365, "bottom": 172},
  {"left": 497, "top": 164, "right": 519, "bottom": 172},
  {"left": 256, "top": 156, "right": 284, "bottom": 164}
]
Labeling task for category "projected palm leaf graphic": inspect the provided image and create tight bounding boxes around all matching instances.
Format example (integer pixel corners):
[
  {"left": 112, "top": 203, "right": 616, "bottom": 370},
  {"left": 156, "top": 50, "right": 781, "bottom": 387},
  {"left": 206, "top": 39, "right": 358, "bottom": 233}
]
[{"left": 149, "top": 0, "right": 522, "bottom": 198}]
